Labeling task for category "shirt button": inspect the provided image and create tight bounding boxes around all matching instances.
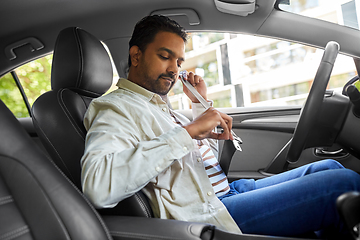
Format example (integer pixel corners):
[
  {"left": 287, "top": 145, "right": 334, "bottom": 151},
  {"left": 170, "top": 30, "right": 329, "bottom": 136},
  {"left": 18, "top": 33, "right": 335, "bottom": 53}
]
[
  {"left": 208, "top": 204, "right": 215, "bottom": 212},
  {"left": 183, "top": 146, "right": 188, "bottom": 151},
  {"left": 162, "top": 107, "right": 167, "bottom": 112},
  {"left": 155, "top": 166, "right": 161, "bottom": 172},
  {"left": 207, "top": 191, "right": 213, "bottom": 196},
  {"left": 197, "top": 157, "right": 202, "bottom": 162}
]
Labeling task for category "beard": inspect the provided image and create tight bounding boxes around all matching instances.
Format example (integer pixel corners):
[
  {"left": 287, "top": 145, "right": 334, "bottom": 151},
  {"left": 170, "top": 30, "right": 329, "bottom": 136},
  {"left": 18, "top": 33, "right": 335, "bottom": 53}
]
[
  {"left": 141, "top": 71, "right": 176, "bottom": 96},
  {"left": 137, "top": 57, "right": 177, "bottom": 95}
]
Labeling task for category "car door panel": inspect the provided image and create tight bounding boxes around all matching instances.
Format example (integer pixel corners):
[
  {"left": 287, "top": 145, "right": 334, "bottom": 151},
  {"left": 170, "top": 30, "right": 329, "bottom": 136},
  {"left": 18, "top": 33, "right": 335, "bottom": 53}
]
[
  {"left": 224, "top": 108, "right": 298, "bottom": 181},
  {"left": 222, "top": 106, "right": 360, "bottom": 181},
  {"left": 225, "top": 129, "right": 292, "bottom": 181}
]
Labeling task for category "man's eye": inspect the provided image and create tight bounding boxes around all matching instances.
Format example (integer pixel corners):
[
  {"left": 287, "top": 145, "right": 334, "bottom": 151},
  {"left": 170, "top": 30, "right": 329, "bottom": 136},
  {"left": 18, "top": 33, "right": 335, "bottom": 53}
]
[{"left": 159, "top": 55, "right": 169, "bottom": 60}]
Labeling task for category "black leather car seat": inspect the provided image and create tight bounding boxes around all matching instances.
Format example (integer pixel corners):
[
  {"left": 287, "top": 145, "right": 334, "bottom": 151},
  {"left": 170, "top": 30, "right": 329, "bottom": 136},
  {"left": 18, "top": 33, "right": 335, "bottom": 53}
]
[
  {"left": 337, "top": 191, "right": 360, "bottom": 239},
  {"left": 0, "top": 99, "right": 112, "bottom": 240},
  {"left": 31, "top": 27, "right": 153, "bottom": 217},
  {"left": 1, "top": 99, "right": 214, "bottom": 240}
]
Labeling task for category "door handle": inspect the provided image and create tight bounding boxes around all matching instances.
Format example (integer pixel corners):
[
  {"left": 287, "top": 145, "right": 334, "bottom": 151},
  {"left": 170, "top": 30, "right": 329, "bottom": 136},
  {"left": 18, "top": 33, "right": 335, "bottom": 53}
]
[
  {"left": 314, "top": 147, "right": 349, "bottom": 158},
  {"left": 5, "top": 37, "right": 44, "bottom": 60}
]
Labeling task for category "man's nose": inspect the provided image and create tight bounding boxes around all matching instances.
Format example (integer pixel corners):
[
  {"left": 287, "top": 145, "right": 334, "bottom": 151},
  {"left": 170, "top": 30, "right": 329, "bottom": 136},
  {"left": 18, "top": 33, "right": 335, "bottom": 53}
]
[{"left": 167, "top": 60, "right": 179, "bottom": 75}]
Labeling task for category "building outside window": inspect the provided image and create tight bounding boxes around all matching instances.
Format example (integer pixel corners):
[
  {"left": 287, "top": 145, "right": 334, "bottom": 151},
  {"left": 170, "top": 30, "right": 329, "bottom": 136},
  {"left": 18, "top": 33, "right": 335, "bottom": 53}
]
[{"left": 169, "top": 0, "right": 358, "bottom": 110}]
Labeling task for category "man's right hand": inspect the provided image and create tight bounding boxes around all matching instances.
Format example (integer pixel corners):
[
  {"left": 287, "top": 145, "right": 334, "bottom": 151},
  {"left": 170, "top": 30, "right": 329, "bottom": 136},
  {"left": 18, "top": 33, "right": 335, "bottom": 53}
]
[{"left": 183, "top": 107, "right": 233, "bottom": 140}]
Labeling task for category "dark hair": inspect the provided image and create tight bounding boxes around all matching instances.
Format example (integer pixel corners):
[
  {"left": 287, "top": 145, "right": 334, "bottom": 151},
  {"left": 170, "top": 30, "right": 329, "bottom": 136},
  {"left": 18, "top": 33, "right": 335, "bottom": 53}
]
[{"left": 128, "top": 15, "right": 188, "bottom": 67}]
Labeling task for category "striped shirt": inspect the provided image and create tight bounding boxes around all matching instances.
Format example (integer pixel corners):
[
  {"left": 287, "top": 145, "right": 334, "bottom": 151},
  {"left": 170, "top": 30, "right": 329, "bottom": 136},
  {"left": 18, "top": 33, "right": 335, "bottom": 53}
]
[
  {"left": 198, "top": 143, "right": 230, "bottom": 197},
  {"left": 170, "top": 112, "right": 230, "bottom": 197}
]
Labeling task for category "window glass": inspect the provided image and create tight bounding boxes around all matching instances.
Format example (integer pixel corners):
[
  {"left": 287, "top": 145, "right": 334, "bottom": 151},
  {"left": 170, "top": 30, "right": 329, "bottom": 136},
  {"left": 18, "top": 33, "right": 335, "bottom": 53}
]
[
  {"left": 278, "top": 0, "right": 319, "bottom": 13},
  {"left": 0, "top": 42, "right": 118, "bottom": 118},
  {"left": 17, "top": 55, "right": 53, "bottom": 107},
  {"left": 169, "top": 32, "right": 356, "bottom": 109},
  {"left": 277, "top": 0, "right": 360, "bottom": 31},
  {"left": 0, "top": 55, "right": 52, "bottom": 118},
  {"left": 0, "top": 72, "right": 30, "bottom": 118},
  {"left": 102, "top": 43, "right": 120, "bottom": 94}
]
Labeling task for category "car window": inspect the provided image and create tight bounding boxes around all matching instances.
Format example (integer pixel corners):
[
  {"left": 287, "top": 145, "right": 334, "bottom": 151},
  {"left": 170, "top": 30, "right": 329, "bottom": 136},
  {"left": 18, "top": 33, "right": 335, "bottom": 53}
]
[
  {"left": 277, "top": 0, "right": 360, "bottom": 31},
  {"left": 0, "top": 72, "right": 31, "bottom": 118},
  {"left": 0, "top": 43, "right": 119, "bottom": 119},
  {"left": 0, "top": 55, "right": 52, "bottom": 118},
  {"left": 169, "top": 32, "right": 356, "bottom": 110}
]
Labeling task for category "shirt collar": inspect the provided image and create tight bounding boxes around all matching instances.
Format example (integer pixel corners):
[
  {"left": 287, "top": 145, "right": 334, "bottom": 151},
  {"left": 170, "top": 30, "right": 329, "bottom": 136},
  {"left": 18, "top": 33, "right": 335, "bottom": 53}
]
[{"left": 116, "top": 78, "right": 167, "bottom": 105}]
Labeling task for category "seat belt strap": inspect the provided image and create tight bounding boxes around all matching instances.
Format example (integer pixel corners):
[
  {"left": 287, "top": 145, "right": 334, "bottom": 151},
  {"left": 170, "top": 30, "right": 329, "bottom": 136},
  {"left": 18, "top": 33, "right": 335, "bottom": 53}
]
[{"left": 219, "top": 139, "right": 237, "bottom": 176}]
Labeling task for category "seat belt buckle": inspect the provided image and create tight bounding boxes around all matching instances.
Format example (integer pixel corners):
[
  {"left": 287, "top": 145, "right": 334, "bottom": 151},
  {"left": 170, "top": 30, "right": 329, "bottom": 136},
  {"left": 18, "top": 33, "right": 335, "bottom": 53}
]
[
  {"left": 231, "top": 131, "right": 242, "bottom": 151},
  {"left": 180, "top": 71, "right": 243, "bottom": 151}
]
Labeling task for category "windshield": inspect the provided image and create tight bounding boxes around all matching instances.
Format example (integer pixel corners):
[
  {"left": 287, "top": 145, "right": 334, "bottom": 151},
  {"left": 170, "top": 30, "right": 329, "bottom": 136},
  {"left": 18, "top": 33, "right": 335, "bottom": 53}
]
[{"left": 278, "top": 0, "right": 360, "bottom": 30}]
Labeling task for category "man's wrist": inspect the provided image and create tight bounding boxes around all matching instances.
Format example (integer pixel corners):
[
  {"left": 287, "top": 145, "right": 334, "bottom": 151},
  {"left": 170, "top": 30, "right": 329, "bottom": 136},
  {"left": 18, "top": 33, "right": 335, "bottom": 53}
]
[
  {"left": 191, "top": 100, "right": 213, "bottom": 119},
  {"left": 182, "top": 125, "right": 195, "bottom": 139}
]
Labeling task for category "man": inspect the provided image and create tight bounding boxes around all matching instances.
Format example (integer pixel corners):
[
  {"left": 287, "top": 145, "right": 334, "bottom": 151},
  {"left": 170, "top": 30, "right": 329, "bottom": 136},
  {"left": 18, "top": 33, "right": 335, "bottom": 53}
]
[{"left": 81, "top": 15, "right": 360, "bottom": 238}]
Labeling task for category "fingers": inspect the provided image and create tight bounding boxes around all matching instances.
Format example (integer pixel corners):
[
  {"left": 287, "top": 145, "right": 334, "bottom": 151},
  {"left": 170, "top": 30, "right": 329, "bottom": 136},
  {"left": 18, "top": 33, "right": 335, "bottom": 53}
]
[
  {"left": 187, "top": 71, "right": 202, "bottom": 86},
  {"left": 180, "top": 72, "right": 232, "bottom": 140},
  {"left": 208, "top": 112, "right": 234, "bottom": 140},
  {"left": 214, "top": 111, "right": 233, "bottom": 140},
  {"left": 181, "top": 71, "right": 208, "bottom": 103},
  {"left": 183, "top": 107, "right": 233, "bottom": 140},
  {"left": 182, "top": 71, "right": 201, "bottom": 86}
]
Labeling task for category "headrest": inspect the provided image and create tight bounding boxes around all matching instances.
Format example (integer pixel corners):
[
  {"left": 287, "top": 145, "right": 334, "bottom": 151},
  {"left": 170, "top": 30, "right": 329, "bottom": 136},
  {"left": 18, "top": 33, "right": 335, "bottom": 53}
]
[{"left": 51, "top": 27, "right": 113, "bottom": 96}]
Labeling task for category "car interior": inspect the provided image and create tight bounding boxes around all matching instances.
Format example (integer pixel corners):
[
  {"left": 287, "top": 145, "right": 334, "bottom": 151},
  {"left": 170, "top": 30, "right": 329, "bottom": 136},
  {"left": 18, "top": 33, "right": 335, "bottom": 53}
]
[{"left": 1, "top": 0, "right": 360, "bottom": 239}]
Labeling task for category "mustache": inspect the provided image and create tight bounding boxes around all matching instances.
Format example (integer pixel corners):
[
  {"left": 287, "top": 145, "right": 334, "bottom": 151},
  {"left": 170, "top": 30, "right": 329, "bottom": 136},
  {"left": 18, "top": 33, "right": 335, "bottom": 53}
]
[{"left": 158, "top": 73, "right": 176, "bottom": 81}]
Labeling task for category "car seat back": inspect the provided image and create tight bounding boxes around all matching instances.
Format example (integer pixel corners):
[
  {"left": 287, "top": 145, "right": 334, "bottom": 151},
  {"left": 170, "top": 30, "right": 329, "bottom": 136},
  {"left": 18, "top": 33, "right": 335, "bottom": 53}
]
[
  {"left": 32, "top": 27, "right": 153, "bottom": 217},
  {"left": 0, "top": 99, "right": 112, "bottom": 240}
]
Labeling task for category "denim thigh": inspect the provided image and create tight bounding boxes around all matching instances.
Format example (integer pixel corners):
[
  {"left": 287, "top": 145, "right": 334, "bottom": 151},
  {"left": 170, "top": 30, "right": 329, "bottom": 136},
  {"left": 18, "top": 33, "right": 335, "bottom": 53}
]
[{"left": 220, "top": 160, "right": 360, "bottom": 238}]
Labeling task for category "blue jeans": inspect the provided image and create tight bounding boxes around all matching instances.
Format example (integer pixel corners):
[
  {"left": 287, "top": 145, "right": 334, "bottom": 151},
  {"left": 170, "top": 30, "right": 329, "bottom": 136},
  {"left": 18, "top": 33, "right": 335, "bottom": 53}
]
[{"left": 219, "top": 159, "right": 360, "bottom": 239}]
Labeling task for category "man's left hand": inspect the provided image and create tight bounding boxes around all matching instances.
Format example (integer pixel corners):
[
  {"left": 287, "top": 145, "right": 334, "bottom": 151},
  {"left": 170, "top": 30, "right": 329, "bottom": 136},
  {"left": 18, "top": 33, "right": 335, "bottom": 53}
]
[{"left": 181, "top": 71, "right": 207, "bottom": 103}]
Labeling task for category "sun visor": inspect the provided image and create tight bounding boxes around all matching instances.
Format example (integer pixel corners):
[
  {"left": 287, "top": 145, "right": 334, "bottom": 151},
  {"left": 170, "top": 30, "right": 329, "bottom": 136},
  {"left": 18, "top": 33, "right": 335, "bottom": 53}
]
[
  {"left": 214, "top": 0, "right": 256, "bottom": 16},
  {"left": 151, "top": 9, "right": 200, "bottom": 26}
]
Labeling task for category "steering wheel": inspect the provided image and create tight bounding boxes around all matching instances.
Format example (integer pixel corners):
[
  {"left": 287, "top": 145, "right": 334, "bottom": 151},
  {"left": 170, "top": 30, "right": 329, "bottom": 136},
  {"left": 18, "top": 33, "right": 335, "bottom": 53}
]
[{"left": 286, "top": 41, "right": 340, "bottom": 163}]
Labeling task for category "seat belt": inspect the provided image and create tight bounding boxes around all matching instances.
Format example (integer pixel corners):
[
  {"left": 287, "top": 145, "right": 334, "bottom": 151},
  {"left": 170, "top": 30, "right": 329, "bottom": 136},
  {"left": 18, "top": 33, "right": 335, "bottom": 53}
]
[
  {"left": 178, "top": 71, "right": 241, "bottom": 176},
  {"left": 219, "top": 139, "right": 237, "bottom": 176},
  {"left": 179, "top": 72, "right": 243, "bottom": 151}
]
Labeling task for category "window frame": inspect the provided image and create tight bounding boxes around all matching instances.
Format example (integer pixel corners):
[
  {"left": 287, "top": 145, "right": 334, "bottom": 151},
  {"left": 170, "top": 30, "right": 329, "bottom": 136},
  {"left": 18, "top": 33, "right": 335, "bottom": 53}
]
[{"left": 10, "top": 71, "right": 32, "bottom": 117}]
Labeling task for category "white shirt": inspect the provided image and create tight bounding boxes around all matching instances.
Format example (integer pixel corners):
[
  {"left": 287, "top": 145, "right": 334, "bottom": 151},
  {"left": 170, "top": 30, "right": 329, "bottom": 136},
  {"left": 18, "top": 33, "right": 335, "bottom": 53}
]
[{"left": 81, "top": 78, "right": 241, "bottom": 234}]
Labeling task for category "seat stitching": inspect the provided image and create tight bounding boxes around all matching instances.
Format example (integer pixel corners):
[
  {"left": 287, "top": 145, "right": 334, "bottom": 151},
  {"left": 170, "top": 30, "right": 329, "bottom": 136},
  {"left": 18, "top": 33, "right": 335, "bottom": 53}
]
[
  {"left": 109, "top": 231, "right": 185, "bottom": 240},
  {"left": 134, "top": 193, "right": 152, "bottom": 218},
  {"left": 0, "top": 155, "right": 71, "bottom": 240},
  {"left": 43, "top": 155, "right": 113, "bottom": 240},
  {"left": 31, "top": 116, "right": 73, "bottom": 181},
  {"left": 0, "top": 195, "right": 13, "bottom": 205},
  {"left": 57, "top": 89, "right": 86, "bottom": 140},
  {"left": 73, "top": 27, "right": 84, "bottom": 89},
  {"left": 0, "top": 225, "right": 29, "bottom": 240}
]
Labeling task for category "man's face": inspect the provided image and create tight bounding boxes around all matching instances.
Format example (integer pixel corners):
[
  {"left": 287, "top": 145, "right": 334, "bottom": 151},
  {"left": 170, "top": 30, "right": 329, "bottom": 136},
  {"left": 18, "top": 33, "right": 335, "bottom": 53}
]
[{"left": 135, "top": 31, "right": 185, "bottom": 95}]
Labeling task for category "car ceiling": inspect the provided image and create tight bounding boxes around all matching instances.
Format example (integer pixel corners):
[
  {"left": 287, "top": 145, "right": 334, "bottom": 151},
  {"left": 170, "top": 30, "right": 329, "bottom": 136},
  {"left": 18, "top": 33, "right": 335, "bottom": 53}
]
[{"left": 1, "top": 0, "right": 360, "bottom": 78}]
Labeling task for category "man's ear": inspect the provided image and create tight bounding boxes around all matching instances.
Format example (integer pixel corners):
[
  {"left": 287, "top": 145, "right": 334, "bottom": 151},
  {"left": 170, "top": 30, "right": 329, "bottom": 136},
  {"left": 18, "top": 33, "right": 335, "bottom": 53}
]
[{"left": 129, "top": 46, "right": 142, "bottom": 67}]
